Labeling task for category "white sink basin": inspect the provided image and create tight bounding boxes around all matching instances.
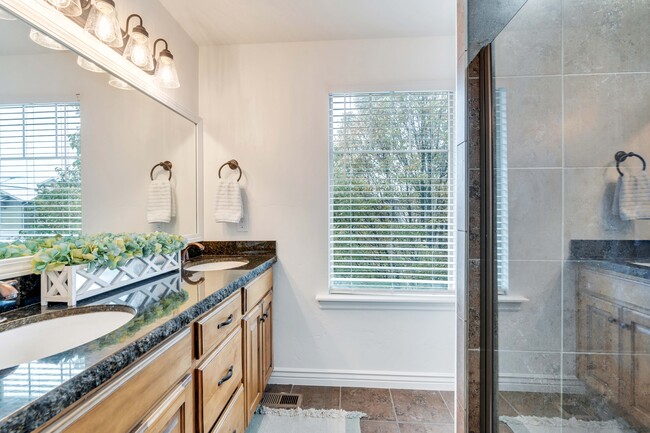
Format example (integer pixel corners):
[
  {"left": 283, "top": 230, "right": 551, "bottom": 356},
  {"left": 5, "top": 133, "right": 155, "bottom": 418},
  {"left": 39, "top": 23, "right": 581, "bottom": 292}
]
[
  {"left": 184, "top": 260, "right": 249, "bottom": 272},
  {"left": 0, "top": 308, "right": 135, "bottom": 371}
]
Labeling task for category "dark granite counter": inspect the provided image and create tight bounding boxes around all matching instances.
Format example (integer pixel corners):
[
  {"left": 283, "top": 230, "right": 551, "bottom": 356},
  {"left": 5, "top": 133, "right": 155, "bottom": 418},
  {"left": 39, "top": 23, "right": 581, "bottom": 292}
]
[
  {"left": 0, "top": 241, "right": 276, "bottom": 433},
  {"left": 569, "top": 239, "right": 650, "bottom": 280}
]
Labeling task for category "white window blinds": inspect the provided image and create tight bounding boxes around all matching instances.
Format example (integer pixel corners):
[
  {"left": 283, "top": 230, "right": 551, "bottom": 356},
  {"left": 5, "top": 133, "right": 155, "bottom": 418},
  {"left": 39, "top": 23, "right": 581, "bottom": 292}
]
[
  {"left": 329, "top": 91, "right": 455, "bottom": 293},
  {"left": 0, "top": 103, "right": 82, "bottom": 241}
]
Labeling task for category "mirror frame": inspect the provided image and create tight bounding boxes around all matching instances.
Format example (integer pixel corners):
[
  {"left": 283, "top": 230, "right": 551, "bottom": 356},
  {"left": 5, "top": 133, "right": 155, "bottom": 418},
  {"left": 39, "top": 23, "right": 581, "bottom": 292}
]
[{"left": 0, "top": 0, "right": 204, "bottom": 279}]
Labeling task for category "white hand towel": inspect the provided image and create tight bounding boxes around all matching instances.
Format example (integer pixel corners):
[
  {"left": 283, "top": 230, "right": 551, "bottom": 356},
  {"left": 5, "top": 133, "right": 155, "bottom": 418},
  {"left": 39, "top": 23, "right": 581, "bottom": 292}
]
[
  {"left": 170, "top": 182, "right": 176, "bottom": 218},
  {"left": 613, "top": 172, "right": 650, "bottom": 220},
  {"left": 214, "top": 178, "right": 243, "bottom": 223},
  {"left": 147, "top": 178, "right": 172, "bottom": 223}
]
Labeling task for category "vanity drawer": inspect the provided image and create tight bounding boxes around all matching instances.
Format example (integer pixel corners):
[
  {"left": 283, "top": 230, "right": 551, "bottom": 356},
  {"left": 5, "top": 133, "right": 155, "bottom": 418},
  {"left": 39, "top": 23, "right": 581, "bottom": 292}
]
[
  {"left": 243, "top": 270, "right": 272, "bottom": 313},
  {"left": 195, "top": 291, "right": 242, "bottom": 359},
  {"left": 196, "top": 328, "right": 243, "bottom": 433},
  {"left": 210, "top": 385, "right": 245, "bottom": 433}
]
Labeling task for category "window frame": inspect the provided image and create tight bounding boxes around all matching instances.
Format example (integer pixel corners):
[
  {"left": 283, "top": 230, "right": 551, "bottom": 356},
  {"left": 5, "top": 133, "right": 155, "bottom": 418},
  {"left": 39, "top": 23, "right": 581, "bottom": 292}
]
[{"left": 327, "top": 90, "right": 456, "bottom": 296}]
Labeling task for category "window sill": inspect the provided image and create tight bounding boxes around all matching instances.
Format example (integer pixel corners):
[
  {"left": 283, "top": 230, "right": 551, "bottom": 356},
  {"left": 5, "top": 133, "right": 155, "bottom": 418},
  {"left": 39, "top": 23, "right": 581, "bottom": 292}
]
[
  {"left": 316, "top": 293, "right": 456, "bottom": 311},
  {"left": 497, "top": 294, "right": 529, "bottom": 312}
]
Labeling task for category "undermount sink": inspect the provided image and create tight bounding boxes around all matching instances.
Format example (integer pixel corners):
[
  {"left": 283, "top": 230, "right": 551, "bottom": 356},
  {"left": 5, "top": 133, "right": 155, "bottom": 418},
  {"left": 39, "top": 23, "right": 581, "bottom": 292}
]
[
  {"left": 0, "top": 306, "right": 136, "bottom": 371},
  {"left": 184, "top": 260, "right": 249, "bottom": 272}
]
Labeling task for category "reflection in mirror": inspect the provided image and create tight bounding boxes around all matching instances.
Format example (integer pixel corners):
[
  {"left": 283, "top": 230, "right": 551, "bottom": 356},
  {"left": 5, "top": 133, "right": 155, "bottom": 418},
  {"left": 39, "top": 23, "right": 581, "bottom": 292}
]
[{"left": 0, "top": 9, "right": 198, "bottom": 242}]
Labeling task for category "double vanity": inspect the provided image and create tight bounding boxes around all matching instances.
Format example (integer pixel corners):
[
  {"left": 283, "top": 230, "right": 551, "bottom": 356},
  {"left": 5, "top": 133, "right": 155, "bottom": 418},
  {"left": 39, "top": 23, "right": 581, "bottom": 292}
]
[{"left": 0, "top": 241, "right": 276, "bottom": 433}]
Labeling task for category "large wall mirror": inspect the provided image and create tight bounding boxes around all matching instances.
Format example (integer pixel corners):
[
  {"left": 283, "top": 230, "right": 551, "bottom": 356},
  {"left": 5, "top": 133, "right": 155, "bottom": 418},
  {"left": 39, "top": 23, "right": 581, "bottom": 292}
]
[{"left": 0, "top": 2, "right": 202, "bottom": 277}]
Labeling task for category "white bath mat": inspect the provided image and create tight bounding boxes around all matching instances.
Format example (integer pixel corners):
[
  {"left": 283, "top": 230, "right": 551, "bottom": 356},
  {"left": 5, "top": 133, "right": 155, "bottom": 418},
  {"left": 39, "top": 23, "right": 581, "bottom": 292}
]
[
  {"left": 500, "top": 415, "right": 637, "bottom": 433},
  {"left": 246, "top": 407, "right": 366, "bottom": 433}
]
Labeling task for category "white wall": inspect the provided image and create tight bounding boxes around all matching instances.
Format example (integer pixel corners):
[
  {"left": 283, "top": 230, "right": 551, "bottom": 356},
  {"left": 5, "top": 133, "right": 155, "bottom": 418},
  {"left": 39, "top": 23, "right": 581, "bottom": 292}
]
[{"left": 199, "top": 36, "right": 457, "bottom": 389}]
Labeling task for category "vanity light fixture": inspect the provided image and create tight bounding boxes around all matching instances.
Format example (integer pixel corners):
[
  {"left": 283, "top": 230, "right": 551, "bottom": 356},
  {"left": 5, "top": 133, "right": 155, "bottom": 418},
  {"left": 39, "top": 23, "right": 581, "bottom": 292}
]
[
  {"left": 152, "top": 38, "right": 180, "bottom": 89},
  {"left": 122, "top": 14, "right": 154, "bottom": 71},
  {"left": 77, "top": 55, "right": 105, "bottom": 73},
  {"left": 44, "top": 0, "right": 83, "bottom": 17},
  {"left": 108, "top": 75, "right": 133, "bottom": 90},
  {"left": 29, "top": 28, "right": 67, "bottom": 50},
  {"left": 84, "top": 0, "right": 123, "bottom": 48}
]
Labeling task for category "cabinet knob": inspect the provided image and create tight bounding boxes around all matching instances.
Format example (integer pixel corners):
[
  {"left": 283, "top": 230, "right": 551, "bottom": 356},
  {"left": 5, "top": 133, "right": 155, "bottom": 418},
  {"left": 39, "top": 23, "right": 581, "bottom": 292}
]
[
  {"left": 260, "top": 313, "right": 269, "bottom": 322},
  {"left": 607, "top": 316, "right": 618, "bottom": 324},
  {"left": 620, "top": 323, "right": 632, "bottom": 330}
]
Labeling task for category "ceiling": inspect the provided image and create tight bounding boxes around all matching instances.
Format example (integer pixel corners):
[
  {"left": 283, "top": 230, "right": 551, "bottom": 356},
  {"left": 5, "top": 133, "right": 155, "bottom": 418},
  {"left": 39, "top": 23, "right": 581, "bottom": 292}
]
[{"left": 157, "top": 0, "right": 455, "bottom": 46}]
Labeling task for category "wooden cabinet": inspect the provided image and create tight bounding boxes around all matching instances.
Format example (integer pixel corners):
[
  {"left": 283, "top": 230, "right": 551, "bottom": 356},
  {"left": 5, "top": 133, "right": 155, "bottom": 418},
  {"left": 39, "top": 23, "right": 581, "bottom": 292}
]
[
  {"left": 210, "top": 385, "right": 246, "bottom": 433},
  {"left": 195, "top": 328, "right": 243, "bottom": 433},
  {"left": 132, "top": 374, "right": 194, "bottom": 433},
  {"left": 577, "top": 265, "right": 650, "bottom": 428},
  {"left": 36, "top": 329, "right": 193, "bottom": 433},
  {"left": 242, "top": 303, "right": 263, "bottom": 424},
  {"left": 620, "top": 308, "right": 650, "bottom": 426},
  {"left": 261, "top": 291, "right": 273, "bottom": 386},
  {"left": 576, "top": 293, "right": 620, "bottom": 403}
]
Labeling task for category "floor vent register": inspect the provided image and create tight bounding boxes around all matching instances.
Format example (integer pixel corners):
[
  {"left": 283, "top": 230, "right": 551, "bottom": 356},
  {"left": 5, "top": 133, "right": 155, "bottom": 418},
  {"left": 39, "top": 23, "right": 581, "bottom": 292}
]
[{"left": 260, "top": 393, "right": 303, "bottom": 409}]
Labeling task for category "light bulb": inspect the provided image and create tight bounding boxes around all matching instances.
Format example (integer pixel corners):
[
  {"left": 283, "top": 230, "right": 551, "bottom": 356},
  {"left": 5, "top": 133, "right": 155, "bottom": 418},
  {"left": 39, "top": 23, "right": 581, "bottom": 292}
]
[
  {"left": 77, "top": 56, "right": 105, "bottom": 73},
  {"left": 154, "top": 57, "right": 180, "bottom": 89},
  {"left": 131, "top": 45, "right": 150, "bottom": 68},
  {"left": 108, "top": 76, "right": 133, "bottom": 90},
  {"left": 84, "top": 0, "right": 123, "bottom": 48},
  {"left": 29, "top": 28, "right": 67, "bottom": 51},
  {"left": 49, "top": 0, "right": 71, "bottom": 7},
  {"left": 123, "top": 27, "right": 154, "bottom": 71}
]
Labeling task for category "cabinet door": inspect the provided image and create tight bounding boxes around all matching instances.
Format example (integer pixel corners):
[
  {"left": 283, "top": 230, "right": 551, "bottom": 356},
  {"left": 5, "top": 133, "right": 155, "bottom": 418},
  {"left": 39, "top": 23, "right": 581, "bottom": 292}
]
[
  {"left": 131, "top": 374, "right": 194, "bottom": 433},
  {"left": 260, "top": 291, "right": 273, "bottom": 388},
  {"left": 620, "top": 308, "right": 650, "bottom": 426},
  {"left": 242, "top": 304, "right": 263, "bottom": 424},
  {"left": 576, "top": 293, "right": 620, "bottom": 403}
]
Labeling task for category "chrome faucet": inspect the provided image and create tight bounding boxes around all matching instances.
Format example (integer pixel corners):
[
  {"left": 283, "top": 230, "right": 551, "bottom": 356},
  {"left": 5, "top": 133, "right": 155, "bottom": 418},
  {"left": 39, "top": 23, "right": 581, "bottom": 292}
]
[
  {"left": 0, "top": 280, "right": 18, "bottom": 301},
  {"left": 181, "top": 242, "right": 205, "bottom": 263}
]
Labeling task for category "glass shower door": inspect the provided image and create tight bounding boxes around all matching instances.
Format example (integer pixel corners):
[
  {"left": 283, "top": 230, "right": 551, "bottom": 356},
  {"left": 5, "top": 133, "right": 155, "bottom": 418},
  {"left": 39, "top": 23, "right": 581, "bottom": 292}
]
[{"left": 492, "top": 0, "right": 650, "bottom": 431}]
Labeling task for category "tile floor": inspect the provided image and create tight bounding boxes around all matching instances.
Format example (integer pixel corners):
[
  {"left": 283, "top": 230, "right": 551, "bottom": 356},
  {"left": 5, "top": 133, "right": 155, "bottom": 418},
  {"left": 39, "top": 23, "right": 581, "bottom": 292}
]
[{"left": 264, "top": 384, "right": 455, "bottom": 433}]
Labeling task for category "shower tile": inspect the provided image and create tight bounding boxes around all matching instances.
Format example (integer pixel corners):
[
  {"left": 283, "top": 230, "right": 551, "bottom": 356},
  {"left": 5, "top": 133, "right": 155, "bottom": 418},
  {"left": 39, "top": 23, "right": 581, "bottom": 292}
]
[
  {"left": 467, "top": 259, "right": 480, "bottom": 350},
  {"left": 618, "top": 74, "right": 650, "bottom": 165},
  {"left": 494, "top": 76, "right": 562, "bottom": 169},
  {"left": 498, "top": 260, "right": 562, "bottom": 352},
  {"left": 563, "top": 168, "right": 635, "bottom": 258},
  {"left": 564, "top": 75, "right": 622, "bottom": 168},
  {"left": 468, "top": 170, "right": 481, "bottom": 260},
  {"left": 468, "top": 77, "right": 480, "bottom": 170},
  {"left": 563, "top": 0, "right": 650, "bottom": 74},
  {"left": 498, "top": 351, "right": 562, "bottom": 408},
  {"left": 493, "top": 0, "right": 562, "bottom": 77},
  {"left": 499, "top": 390, "right": 561, "bottom": 418},
  {"left": 507, "top": 168, "right": 562, "bottom": 261}
]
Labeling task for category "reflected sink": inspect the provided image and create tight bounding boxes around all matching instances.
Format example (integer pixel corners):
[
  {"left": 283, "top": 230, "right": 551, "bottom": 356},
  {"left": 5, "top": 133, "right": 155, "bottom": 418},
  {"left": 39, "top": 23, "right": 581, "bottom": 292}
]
[
  {"left": 184, "top": 260, "right": 249, "bottom": 272},
  {"left": 0, "top": 306, "right": 135, "bottom": 371}
]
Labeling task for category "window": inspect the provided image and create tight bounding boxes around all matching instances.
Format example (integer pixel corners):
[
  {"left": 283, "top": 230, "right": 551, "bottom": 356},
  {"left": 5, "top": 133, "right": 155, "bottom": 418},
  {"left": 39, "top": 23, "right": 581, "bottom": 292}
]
[
  {"left": 495, "top": 88, "right": 509, "bottom": 294},
  {"left": 329, "top": 91, "right": 455, "bottom": 293},
  {"left": 0, "top": 102, "right": 81, "bottom": 241}
]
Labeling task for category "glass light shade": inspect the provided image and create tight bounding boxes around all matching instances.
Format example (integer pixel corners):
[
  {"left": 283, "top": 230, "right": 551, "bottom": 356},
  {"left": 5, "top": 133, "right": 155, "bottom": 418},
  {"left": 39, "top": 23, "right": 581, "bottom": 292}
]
[
  {"left": 154, "top": 55, "right": 180, "bottom": 89},
  {"left": 124, "top": 31, "right": 154, "bottom": 71},
  {"left": 108, "top": 76, "right": 133, "bottom": 90},
  {"left": 84, "top": 0, "right": 123, "bottom": 48},
  {"left": 77, "top": 56, "right": 105, "bottom": 73},
  {"left": 45, "top": 0, "right": 82, "bottom": 17},
  {"left": 0, "top": 8, "right": 16, "bottom": 20},
  {"left": 29, "top": 28, "right": 67, "bottom": 51}
]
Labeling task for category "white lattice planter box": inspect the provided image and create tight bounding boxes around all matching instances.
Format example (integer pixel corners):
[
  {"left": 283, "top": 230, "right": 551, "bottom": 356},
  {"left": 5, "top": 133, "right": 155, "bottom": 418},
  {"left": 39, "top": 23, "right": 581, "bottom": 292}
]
[{"left": 41, "top": 251, "right": 181, "bottom": 306}]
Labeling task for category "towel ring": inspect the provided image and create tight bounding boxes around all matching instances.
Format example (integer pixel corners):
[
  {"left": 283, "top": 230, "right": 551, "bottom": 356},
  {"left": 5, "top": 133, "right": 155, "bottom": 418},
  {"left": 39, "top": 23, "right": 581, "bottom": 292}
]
[
  {"left": 218, "top": 159, "right": 242, "bottom": 182},
  {"left": 150, "top": 161, "right": 173, "bottom": 181},
  {"left": 615, "top": 151, "right": 646, "bottom": 177}
]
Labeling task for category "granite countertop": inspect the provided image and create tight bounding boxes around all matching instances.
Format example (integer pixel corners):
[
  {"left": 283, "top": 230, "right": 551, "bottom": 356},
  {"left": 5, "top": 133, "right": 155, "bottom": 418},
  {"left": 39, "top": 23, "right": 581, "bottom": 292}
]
[
  {"left": 569, "top": 239, "right": 650, "bottom": 280},
  {"left": 0, "top": 241, "right": 276, "bottom": 433}
]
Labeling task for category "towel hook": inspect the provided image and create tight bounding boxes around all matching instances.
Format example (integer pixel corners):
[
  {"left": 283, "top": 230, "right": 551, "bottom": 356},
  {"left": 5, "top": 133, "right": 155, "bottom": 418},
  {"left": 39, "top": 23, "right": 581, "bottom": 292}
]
[
  {"left": 218, "top": 159, "right": 242, "bottom": 182},
  {"left": 615, "top": 151, "right": 646, "bottom": 177},
  {"left": 150, "top": 161, "right": 173, "bottom": 181}
]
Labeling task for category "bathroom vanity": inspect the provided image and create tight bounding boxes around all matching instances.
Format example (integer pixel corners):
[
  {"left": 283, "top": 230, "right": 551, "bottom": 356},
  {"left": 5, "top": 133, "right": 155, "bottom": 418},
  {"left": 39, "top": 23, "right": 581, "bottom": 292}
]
[
  {"left": 576, "top": 260, "right": 650, "bottom": 428},
  {"left": 0, "top": 243, "right": 276, "bottom": 433}
]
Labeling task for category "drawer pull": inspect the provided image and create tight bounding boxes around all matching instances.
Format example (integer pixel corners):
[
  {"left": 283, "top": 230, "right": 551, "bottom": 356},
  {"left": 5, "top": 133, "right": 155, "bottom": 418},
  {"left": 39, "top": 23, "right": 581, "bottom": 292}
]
[
  {"left": 607, "top": 316, "right": 617, "bottom": 324},
  {"left": 620, "top": 323, "right": 632, "bottom": 330},
  {"left": 218, "top": 314, "right": 234, "bottom": 329},
  {"left": 218, "top": 366, "right": 234, "bottom": 386}
]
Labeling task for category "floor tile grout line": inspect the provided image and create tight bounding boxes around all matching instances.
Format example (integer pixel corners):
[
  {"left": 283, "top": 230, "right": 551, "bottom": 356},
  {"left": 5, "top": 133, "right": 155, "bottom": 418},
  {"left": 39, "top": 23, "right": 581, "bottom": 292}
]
[
  {"left": 388, "top": 388, "right": 401, "bottom": 432},
  {"left": 439, "top": 390, "right": 455, "bottom": 421}
]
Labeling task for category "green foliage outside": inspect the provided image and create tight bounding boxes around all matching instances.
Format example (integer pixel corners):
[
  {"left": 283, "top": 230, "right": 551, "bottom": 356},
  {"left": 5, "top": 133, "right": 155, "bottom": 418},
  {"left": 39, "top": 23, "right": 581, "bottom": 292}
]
[
  {"left": 330, "top": 92, "right": 453, "bottom": 291},
  {"left": 20, "top": 123, "right": 82, "bottom": 237}
]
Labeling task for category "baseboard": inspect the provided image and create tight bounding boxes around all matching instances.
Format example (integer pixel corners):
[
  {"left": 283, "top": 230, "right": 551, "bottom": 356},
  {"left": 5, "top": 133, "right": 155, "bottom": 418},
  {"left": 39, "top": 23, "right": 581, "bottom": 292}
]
[
  {"left": 269, "top": 367, "right": 455, "bottom": 391},
  {"left": 498, "top": 373, "right": 586, "bottom": 394}
]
